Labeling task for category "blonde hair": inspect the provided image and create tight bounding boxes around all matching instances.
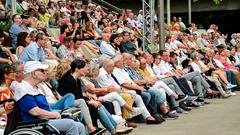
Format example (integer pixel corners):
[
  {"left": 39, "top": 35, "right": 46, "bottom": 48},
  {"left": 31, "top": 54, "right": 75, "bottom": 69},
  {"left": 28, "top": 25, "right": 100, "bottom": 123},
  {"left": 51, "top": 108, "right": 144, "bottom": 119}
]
[
  {"left": 46, "top": 63, "right": 57, "bottom": 80},
  {"left": 56, "top": 61, "right": 71, "bottom": 80}
]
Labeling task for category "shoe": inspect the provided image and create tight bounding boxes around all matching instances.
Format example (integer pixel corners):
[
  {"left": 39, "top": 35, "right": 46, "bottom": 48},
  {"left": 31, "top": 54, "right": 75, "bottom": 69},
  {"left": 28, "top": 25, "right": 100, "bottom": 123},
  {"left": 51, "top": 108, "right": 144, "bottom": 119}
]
[
  {"left": 126, "top": 121, "right": 137, "bottom": 128},
  {"left": 179, "top": 101, "right": 192, "bottom": 111},
  {"left": 222, "top": 93, "right": 231, "bottom": 98},
  {"left": 163, "top": 111, "right": 179, "bottom": 119},
  {"left": 176, "top": 95, "right": 188, "bottom": 104},
  {"left": 153, "top": 114, "right": 165, "bottom": 122},
  {"left": 116, "top": 124, "right": 133, "bottom": 134},
  {"left": 195, "top": 97, "right": 204, "bottom": 102},
  {"left": 89, "top": 128, "right": 106, "bottom": 135},
  {"left": 227, "top": 91, "right": 237, "bottom": 96},
  {"left": 146, "top": 119, "right": 163, "bottom": 124},
  {"left": 187, "top": 101, "right": 200, "bottom": 108},
  {"left": 186, "top": 96, "right": 198, "bottom": 102},
  {"left": 128, "top": 107, "right": 142, "bottom": 119},
  {"left": 174, "top": 107, "right": 184, "bottom": 114},
  {"left": 226, "top": 83, "right": 237, "bottom": 89}
]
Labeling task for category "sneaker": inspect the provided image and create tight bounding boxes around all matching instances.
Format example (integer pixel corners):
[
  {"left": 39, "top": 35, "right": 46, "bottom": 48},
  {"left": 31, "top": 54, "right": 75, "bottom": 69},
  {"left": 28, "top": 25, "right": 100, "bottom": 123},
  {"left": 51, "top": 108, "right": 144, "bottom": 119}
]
[
  {"left": 175, "top": 107, "right": 184, "bottom": 114},
  {"left": 226, "top": 83, "right": 237, "bottom": 89},
  {"left": 128, "top": 107, "right": 142, "bottom": 119},
  {"left": 186, "top": 96, "right": 198, "bottom": 102},
  {"left": 163, "top": 111, "right": 179, "bottom": 119},
  {"left": 176, "top": 95, "right": 188, "bottom": 104},
  {"left": 116, "top": 124, "right": 133, "bottom": 134},
  {"left": 227, "top": 91, "right": 237, "bottom": 96}
]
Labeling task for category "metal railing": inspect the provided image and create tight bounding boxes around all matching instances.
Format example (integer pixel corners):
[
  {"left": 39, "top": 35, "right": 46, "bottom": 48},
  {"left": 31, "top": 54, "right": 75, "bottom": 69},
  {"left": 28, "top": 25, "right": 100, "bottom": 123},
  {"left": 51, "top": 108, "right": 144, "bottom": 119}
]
[{"left": 92, "top": 0, "right": 122, "bottom": 14}]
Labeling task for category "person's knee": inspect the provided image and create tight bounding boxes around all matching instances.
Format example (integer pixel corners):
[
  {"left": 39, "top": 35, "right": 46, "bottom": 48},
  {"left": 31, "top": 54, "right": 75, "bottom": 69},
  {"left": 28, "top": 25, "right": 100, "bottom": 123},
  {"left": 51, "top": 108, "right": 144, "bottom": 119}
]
[{"left": 65, "top": 93, "right": 75, "bottom": 100}]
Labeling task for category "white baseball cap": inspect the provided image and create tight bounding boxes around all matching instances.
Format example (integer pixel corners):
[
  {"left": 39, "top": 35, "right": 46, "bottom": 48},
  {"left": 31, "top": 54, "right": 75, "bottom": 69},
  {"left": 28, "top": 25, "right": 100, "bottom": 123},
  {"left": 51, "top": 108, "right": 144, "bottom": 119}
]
[{"left": 24, "top": 61, "right": 49, "bottom": 74}]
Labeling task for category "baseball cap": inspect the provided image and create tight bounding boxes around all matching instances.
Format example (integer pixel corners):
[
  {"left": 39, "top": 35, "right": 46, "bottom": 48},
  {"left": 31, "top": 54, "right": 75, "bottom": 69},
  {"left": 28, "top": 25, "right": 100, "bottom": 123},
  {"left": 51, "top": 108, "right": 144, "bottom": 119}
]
[{"left": 24, "top": 61, "right": 49, "bottom": 74}]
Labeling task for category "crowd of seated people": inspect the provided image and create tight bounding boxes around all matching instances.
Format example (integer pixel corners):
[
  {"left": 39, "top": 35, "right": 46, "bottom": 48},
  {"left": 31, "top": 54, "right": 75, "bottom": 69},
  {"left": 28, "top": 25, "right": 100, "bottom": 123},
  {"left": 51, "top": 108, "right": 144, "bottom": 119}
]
[{"left": 1, "top": 0, "right": 240, "bottom": 135}]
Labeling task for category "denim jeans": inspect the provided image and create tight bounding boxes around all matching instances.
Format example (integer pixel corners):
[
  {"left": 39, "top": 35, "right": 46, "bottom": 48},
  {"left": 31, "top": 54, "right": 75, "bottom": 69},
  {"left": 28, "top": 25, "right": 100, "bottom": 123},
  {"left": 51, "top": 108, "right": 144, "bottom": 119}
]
[
  {"left": 140, "top": 92, "right": 151, "bottom": 106},
  {"left": 98, "top": 106, "right": 117, "bottom": 133},
  {"left": 226, "top": 70, "right": 237, "bottom": 85},
  {"left": 147, "top": 87, "right": 166, "bottom": 116},
  {"left": 50, "top": 93, "right": 75, "bottom": 111}
]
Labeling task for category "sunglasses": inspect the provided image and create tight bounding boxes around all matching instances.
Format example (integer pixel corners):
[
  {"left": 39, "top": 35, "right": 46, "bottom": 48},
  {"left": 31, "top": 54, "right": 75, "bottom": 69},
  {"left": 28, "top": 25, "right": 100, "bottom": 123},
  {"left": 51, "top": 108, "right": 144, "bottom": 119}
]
[{"left": 35, "top": 69, "right": 47, "bottom": 73}]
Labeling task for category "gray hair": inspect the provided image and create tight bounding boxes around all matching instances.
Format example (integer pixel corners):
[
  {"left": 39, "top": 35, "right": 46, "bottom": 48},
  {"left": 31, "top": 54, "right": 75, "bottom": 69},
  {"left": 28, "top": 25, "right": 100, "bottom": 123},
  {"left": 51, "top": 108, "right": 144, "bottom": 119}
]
[
  {"left": 88, "top": 63, "right": 99, "bottom": 77},
  {"left": 112, "top": 54, "right": 123, "bottom": 63},
  {"left": 102, "top": 59, "right": 114, "bottom": 69},
  {"left": 190, "top": 52, "right": 198, "bottom": 60}
]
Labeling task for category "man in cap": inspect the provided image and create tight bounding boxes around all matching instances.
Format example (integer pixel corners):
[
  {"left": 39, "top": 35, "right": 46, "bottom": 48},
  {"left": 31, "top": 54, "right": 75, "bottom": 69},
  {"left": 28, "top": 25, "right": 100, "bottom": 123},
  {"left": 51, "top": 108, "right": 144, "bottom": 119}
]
[{"left": 14, "top": 61, "right": 86, "bottom": 135}]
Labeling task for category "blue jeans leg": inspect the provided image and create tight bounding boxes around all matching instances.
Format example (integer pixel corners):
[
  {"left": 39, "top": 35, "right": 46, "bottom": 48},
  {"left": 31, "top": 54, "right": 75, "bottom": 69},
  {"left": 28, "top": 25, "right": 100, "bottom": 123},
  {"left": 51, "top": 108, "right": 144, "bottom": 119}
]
[
  {"left": 226, "top": 70, "right": 236, "bottom": 85},
  {"left": 140, "top": 92, "right": 151, "bottom": 106},
  {"left": 97, "top": 106, "right": 117, "bottom": 133},
  {"left": 50, "top": 93, "right": 75, "bottom": 111}
]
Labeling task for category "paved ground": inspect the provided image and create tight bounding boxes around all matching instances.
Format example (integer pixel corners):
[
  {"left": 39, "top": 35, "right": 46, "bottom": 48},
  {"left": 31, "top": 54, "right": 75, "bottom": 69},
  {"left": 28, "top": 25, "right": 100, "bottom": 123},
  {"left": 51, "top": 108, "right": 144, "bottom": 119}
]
[{"left": 131, "top": 91, "right": 240, "bottom": 135}]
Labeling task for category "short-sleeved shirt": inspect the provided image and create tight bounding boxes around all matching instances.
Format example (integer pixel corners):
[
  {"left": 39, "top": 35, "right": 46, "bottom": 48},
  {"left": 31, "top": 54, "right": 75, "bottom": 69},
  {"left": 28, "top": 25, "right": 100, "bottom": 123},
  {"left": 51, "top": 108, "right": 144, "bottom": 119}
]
[
  {"left": 96, "top": 67, "right": 120, "bottom": 88},
  {"left": 20, "top": 42, "right": 45, "bottom": 63},
  {"left": 14, "top": 81, "right": 51, "bottom": 122},
  {"left": 112, "top": 67, "right": 135, "bottom": 85}
]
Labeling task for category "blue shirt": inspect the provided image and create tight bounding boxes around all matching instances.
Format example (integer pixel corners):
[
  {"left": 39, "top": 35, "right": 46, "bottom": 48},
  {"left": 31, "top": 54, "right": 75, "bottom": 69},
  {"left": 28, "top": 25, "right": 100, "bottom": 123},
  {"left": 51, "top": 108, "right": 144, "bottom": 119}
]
[
  {"left": 100, "top": 41, "right": 117, "bottom": 57},
  {"left": 20, "top": 42, "right": 45, "bottom": 63},
  {"left": 14, "top": 81, "right": 51, "bottom": 122},
  {"left": 9, "top": 23, "right": 25, "bottom": 48}
]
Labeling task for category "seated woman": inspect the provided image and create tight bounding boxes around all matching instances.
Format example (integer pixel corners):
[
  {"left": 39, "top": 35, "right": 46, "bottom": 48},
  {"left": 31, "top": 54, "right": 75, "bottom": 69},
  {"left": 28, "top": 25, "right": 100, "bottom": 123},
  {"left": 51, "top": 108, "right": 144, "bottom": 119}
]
[
  {"left": 16, "top": 32, "right": 31, "bottom": 59},
  {"left": 57, "top": 59, "right": 133, "bottom": 135},
  {"left": 190, "top": 52, "right": 234, "bottom": 98},
  {"left": 37, "top": 64, "right": 101, "bottom": 134},
  {"left": 0, "top": 63, "right": 15, "bottom": 115},
  {"left": 85, "top": 22, "right": 100, "bottom": 40},
  {"left": 81, "top": 63, "right": 141, "bottom": 120}
]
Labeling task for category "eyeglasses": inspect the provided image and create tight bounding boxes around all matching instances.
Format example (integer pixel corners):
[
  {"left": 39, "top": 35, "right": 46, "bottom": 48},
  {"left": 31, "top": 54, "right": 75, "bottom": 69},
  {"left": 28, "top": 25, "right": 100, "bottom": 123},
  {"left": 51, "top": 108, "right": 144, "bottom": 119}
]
[{"left": 35, "top": 69, "right": 47, "bottom": 73}]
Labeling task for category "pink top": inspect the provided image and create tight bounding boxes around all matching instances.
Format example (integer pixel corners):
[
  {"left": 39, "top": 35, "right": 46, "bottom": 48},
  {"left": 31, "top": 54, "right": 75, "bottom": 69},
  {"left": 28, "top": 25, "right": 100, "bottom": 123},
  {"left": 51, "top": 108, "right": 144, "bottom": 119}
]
[
  {"left": 215, "top": 55, "right": 233, "bottom": 70},
  {"left": 59, "top": 33, "right": 66, "bottom": 43},
  {"left": 59, "top": 33, "right": 74, "bottom": 50}
]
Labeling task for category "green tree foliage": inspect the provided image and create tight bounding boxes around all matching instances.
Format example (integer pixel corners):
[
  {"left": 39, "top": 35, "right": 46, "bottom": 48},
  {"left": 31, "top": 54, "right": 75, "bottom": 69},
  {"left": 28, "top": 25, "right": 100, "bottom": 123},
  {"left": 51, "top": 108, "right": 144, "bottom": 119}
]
[{"left": 193, "top": 0, "right": 223, "bottom": 4}]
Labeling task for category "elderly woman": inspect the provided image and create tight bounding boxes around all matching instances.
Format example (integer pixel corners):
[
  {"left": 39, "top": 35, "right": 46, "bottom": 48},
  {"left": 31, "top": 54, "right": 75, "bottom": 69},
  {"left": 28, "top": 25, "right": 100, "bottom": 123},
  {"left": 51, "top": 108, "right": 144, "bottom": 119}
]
[
  {"left": 81, "top": 63, "right": 141, "bottom": 120},
  {"left": 37, "top": 64, "right": 99, "bottom": 134},
  {"left": 57, "top": 59, "right": 133, "bottom": 134}
]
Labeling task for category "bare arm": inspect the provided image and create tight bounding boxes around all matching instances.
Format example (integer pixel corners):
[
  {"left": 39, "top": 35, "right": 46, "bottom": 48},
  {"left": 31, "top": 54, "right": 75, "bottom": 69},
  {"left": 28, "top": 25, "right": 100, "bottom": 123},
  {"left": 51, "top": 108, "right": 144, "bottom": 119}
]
[
  {"left": 29, "top": 107, "right": 61, "bottom": 119},
  {"left": 122, "top": 83, "right": 146, "bottom": 92}
]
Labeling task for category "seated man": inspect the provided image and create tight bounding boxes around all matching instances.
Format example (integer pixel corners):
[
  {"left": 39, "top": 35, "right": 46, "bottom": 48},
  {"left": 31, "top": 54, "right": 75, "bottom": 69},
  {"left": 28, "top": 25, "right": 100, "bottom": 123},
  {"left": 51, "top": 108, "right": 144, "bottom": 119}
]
[
  {"left": 14, "top": 61, "right": 86, "bottom": 135},
  {"left": 20, "top": 33, "right": 46, "bottom": 63}
]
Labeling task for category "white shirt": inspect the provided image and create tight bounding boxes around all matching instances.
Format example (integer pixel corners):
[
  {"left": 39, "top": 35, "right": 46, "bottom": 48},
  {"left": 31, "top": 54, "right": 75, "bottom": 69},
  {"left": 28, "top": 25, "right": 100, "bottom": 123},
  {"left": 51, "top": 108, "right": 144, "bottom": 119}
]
[
  {"left": 191, "top": 62, "right": 202, "bottom": 73},
  {"left": 38, "top": 83, "right": 57, "bottom": 105},
  {"left": 14, "top": 81, "right": 42, "bottom": 101},
  {"left": 159, "top": 60, "right": 173, "bottom": 74},
  {"left": 152, "top": 64, "right": 167, "bottom": 79},
  {"left": 213, "top": 58, "right": 225, "bottom": 68},
  {"left": 96, "top": 67, "right": 120, "bottom": 88},
  {"left": 165, "top": 42, "right": 178, "bottom": 50},
  {"left": 112, "top": 67, "right": 135, "bottom": 85}
]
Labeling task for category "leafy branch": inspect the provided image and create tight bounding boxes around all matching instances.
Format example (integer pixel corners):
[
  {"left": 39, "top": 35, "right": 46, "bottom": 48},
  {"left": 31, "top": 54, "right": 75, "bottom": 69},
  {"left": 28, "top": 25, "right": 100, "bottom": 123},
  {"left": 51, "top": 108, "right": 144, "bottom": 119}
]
[{"left": 193, "top": 0, "right": 223, "bottom": 4}]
